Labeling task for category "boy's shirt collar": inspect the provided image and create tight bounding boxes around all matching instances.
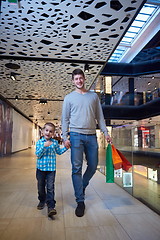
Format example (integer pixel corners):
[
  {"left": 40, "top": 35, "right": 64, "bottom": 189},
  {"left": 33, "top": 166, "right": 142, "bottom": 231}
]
[{"left": 41, "top": 136, "right": 54, "bottom": 142}]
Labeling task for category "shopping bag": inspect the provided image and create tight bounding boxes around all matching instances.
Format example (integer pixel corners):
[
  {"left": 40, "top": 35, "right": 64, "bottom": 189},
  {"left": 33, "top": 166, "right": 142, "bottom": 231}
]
[
  {"left": 116, "top": 149, "right": 132, "bottom": 171},
  {"left": 106, "top": 143, "right": 114, "bottom": 183},
  {"left": 111, "top": 144, "right": 122, "bottom": 170}
]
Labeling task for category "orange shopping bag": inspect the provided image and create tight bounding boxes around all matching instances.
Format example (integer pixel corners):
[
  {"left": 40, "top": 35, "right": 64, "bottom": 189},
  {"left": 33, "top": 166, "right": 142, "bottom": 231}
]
[
  {"left": 116, "top": 149, "right": 132, "bottom": 171},
  {"left": 111, "top": 144, "right": 122, "bottom": 170}
]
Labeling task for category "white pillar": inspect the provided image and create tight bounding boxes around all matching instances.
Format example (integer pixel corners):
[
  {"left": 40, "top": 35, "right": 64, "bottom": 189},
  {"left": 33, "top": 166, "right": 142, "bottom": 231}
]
[
  {"left": 105, "top": 76, "right": 112, "bottom": 94},
  {"left": 155, "top": 124, "right": 160, "bottom": 148}
]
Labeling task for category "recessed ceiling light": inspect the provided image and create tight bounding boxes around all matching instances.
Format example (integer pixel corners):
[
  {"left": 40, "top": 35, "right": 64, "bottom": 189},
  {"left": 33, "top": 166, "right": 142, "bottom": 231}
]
[
  {"left": 10, "top": 72, "right": 16, "bottom": 81},
  {"left": 84, "top": 63, "right": 89, "bottom": 73},
  {"left": 15, "top": 95, "right": 18, "bottom": 100},
  {"left": 39, "top": 99, "right": 47, "bottom": 104}
]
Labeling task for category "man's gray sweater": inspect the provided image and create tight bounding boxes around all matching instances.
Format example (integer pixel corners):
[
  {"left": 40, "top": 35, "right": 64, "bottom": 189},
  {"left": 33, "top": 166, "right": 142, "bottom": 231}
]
[{"left": 61, "top": 91, "right": 109, "bottom": 141}]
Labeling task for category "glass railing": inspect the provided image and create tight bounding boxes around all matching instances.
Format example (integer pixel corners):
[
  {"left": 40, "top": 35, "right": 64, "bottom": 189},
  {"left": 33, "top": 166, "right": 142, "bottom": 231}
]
[
  {"left": 100, "top": 88, "right": 160, "bottom": 106},
  {"left": 97, "top": 124, "right": 160, "bottom": 215}
]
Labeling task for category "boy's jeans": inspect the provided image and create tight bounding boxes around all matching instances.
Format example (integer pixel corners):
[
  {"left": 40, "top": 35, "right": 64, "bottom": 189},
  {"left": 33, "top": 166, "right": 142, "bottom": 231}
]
[
  {"left": 36, "top": 169, "right": 56, "bottom": 209},
  {"left": 70, "top": 132, "right": 98, "bottom": 203}
]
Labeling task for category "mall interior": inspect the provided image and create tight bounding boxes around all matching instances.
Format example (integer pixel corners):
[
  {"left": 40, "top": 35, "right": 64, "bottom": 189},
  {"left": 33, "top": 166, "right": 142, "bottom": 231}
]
[{"left": 0, "top": 0, "right": 160, "bottom": 240}]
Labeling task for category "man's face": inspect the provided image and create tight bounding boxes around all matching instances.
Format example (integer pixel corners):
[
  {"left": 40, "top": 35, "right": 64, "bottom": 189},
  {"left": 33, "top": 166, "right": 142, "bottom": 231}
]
[
  {"left": 43, "top": 125, "right": 54, "bottom": 140},
  {"left": 73, "top": 74, "right": 85, "bottom": 89}
]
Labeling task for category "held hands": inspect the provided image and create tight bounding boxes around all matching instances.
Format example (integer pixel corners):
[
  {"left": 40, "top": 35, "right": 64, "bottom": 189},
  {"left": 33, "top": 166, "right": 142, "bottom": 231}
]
[
  {"left": 63, "top": 139, "right": 71, "bottom": 149},
  {"left": 105, "top": 135, "right": 112, "bottom": 144}
]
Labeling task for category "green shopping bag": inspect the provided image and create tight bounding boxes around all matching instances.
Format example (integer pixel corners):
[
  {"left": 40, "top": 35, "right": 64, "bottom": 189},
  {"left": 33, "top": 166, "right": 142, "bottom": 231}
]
[{"left": 106, "top": 143, "right": 114, "bottom": 183}]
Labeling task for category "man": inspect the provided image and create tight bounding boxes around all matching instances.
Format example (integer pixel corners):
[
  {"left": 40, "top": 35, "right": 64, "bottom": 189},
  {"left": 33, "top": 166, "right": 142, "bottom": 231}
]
[{"left": 61, "top": 68, "right": 112, "bottom": 217}]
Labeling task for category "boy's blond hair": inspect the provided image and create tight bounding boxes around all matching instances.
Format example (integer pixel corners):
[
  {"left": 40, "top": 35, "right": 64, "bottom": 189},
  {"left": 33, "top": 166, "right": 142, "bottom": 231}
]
[{"left": 44, "top": 122, "right": 55, "bottom": 130}]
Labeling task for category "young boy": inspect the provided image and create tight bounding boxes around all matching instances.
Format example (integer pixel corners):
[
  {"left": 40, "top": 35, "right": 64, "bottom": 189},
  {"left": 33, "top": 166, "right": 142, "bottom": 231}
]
[{"left": 35, "top": 122, "right": 68, "bottom": 218}]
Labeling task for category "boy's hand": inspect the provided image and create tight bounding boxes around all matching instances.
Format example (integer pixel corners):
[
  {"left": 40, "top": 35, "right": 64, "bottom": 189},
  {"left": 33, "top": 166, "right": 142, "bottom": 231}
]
[
  {"left": 44, "top": 140, "right": 53, "bottom": 147},
  {"left": 64, "top": 140, "right": 71, "bottom": 149}
]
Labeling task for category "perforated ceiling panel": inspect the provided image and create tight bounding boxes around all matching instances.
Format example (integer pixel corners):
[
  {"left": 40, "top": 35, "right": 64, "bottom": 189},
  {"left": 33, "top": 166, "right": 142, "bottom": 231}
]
[{"left": 0, "top": 0, "right": 145, "bottom": 126}]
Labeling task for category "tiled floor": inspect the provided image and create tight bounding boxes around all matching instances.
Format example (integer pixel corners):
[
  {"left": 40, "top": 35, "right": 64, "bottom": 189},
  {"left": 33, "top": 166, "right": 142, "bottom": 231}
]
[{"left": 0, "top": 148, "right": 160, "bottom": 240}]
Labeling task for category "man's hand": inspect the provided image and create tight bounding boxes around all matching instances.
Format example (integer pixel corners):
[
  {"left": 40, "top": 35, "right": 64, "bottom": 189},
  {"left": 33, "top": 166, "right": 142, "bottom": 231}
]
[
  {"left": 63, "top": 139, "right": 71, "bottom": 149},
  {"left": 105, "top": 135, "right": 112, "bottom": 144}
]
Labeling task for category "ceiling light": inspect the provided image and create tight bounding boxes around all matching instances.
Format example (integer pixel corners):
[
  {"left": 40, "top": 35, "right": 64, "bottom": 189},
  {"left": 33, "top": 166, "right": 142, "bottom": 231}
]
[
  {"left": 10, "top": 72, "right": 16, "bottom": 81},
  {"left": 108, "top": 3, "right": 158, "bottom": 63},
  {"left": 39, "top": 99, "right": 47, "bottom": 104},
  {"left": 15, "top": 95, "right": 18, "bottom": 101},
  {"left": 84, "top": 63, "right": 89, "bottom": 73}
]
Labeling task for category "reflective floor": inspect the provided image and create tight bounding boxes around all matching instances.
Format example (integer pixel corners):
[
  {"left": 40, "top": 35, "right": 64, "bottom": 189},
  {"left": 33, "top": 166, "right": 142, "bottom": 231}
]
[{"left": 0, "top": 148, "right": 160, "bottom": 240}]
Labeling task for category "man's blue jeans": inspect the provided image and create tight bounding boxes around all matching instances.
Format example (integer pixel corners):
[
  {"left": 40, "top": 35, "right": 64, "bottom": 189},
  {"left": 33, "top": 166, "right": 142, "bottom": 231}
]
[
  {"left": 36, "top": 169, "right": 56, "bottom": 208},
  {"left": 70, "top": 132, "right": 98, "bottom": 203}
]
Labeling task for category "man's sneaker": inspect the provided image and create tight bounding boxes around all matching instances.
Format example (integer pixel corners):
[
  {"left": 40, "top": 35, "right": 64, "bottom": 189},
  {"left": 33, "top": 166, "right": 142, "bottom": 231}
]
[
  {"left": 48, "top": 208, "right": 57, "bottom": 217},
  {"left": 75, "top": 202, "right": 85, "bottom": 217},
  {"left": 37, "top": 202, "right": 45, "bottom": 210}
]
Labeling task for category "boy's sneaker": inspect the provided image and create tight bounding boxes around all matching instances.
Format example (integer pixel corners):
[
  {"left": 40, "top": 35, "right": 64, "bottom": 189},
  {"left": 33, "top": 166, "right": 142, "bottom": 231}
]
[
  {"left": 75, "top": 202, "right": 85, "bottom": 217},
  {"left": 48, "top": 208, "right": 57, "bottom": 217},
  {"left": 37, "top": 202, "right": 45, "bottom": 210}
]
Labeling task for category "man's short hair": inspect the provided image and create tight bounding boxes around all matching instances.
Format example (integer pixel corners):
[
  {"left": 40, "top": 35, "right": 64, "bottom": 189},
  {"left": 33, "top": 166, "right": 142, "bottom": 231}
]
[{"left": 72, "top": 68, "right": 85, "bottom": 80}]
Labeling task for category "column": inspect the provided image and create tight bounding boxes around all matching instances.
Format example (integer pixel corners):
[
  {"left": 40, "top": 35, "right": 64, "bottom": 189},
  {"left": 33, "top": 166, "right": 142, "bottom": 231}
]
[
  {"left": 128, "top": 77, "right": 134, "bottom": 105},
  {"left": 104, "top": 76, "right": 112, "bottom": 125}
]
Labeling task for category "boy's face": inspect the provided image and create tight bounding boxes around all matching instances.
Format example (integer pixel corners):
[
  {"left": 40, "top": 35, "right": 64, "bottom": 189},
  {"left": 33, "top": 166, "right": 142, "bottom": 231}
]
[
  {"left": 43, "top": 125, "right": 55, "bottom": 140},
  {"left": 73, "top": 74, "right": 85, "bottom": 89}
]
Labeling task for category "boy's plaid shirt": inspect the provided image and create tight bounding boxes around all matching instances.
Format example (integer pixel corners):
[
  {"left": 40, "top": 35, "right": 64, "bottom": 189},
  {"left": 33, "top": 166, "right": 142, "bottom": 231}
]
[{"left": 35, "top": 137, "right": 67, "bottom": 171}]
